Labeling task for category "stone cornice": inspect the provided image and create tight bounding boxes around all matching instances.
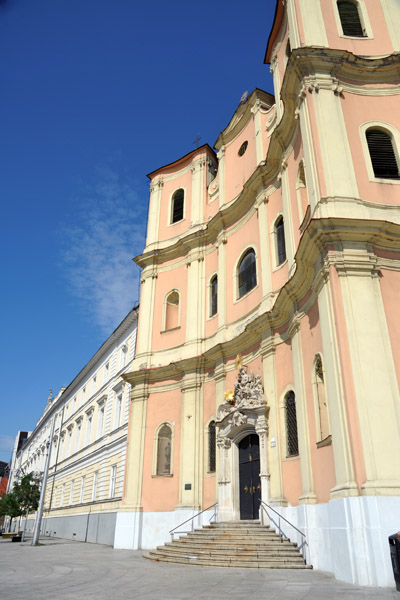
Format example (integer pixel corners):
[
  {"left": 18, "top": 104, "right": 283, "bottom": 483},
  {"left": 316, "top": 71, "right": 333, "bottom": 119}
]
[
  {"left": 127, "top": 218, "right": 400, "bottom": 386},
  {"left": 137, "top": 49, "right": 400, "bottom": 271}
]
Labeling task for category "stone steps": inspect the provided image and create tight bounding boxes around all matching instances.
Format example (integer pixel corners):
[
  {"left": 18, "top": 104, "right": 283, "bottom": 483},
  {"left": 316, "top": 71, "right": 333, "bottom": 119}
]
[{"left": 143, "top": 521, "right": 311, "bottom": 569}]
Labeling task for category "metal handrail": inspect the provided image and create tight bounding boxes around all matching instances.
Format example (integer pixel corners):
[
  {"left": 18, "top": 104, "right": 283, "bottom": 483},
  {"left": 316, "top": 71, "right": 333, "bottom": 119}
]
[
  {"left": 260, "top": 499, "right": 305, "bottom": 538},
  {"left": 169, "top": 502, "right": 218, "bottom": 539},
  {"left": 260, "top": 499, "right": 308, "bottom": 564}
]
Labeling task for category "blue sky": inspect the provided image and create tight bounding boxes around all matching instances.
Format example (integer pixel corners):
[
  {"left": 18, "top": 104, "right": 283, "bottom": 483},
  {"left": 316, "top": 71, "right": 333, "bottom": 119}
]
[{"left": 0, "top": 0, "right": 275, "bottom": 462}]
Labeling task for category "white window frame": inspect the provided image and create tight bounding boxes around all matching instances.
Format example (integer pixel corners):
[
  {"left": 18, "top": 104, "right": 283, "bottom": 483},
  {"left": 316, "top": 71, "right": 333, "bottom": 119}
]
[
  {"left": 332, "top": 0, "right": 373, "bottom": 39},
  {"left": 152, "top": 422, "right": 174, "bottom": 477},
  {"left": 109, "top": 465, "right": 117, "bottom": 497},
  {"left": 79, "top": 475, "right": 86, "bottom": 504},
  {"left": 233, "top": 245, "right": 259, "bottom": 303},
  {"left": 69, "top": 480, "right": 75, "bottom": 505},
  {"left": 168, "top": 187, "right": 186, "bottom": 226},
  {"left": 60, "top": 483, "right": 65, "bottom": 507},
  {"left": 92, "top": 471, "right": 99, "bottom": 502},
  {"left": 162, "top": 289, "right": 181, "bottom": 331},
  {"left": 360, "top": 121, "right": 400, "bottom": 185}
]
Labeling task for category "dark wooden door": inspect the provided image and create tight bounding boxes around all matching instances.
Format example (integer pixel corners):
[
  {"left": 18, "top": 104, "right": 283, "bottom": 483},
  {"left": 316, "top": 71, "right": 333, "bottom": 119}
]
[{"left": 239, "top": 434, "right": 261, "bottom": 520}]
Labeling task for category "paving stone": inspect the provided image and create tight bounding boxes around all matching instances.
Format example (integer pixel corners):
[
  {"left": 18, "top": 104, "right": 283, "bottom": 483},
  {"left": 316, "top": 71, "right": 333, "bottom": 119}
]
[{"left": 0, "top": 536, "right": 398, "bottom": 599}]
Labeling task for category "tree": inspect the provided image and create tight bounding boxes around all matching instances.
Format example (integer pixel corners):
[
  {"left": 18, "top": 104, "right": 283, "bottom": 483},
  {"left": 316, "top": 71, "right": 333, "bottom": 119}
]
[
  {"left": 13, "top": 473, "right": 40, "bottom": 514},
  {"left": 0, "top": 473, "right": 40, "bottom": 531}
]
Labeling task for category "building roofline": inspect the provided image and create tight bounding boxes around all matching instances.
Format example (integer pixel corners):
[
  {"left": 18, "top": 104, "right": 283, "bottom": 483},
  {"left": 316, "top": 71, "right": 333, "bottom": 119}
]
[
  {"left": 147, "top": 144, "right": 216, "bottom": 179},
  {"left": 21, "top": 305, "right": 139, "bottom": 447},
  {"left": 214, "top": 88, "right": 275, "bottom": 150},
  {"left": 264, "top": 0, "right": 284, "bottom": 64}
]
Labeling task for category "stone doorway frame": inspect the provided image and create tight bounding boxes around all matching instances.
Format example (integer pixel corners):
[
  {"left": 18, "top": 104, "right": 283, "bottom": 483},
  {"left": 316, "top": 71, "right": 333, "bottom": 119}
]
[{"left": 216, "top": 368, "right": 269, "bottom": 522}]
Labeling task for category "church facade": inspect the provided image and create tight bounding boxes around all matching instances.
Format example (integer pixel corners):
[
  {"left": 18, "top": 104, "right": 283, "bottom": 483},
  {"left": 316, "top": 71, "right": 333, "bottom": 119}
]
[{"left": 115, "top": 0, "right": 400, "bottom": 587}]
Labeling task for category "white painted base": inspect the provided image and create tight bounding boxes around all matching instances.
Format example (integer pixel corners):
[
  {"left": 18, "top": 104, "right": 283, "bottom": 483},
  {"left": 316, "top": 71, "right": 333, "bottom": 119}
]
[
  {"left": 271, "top": 496, "right": 400, "bottom": 588},
  {"left": 113, "top": 509, "right": 215, "bottom": 550}
]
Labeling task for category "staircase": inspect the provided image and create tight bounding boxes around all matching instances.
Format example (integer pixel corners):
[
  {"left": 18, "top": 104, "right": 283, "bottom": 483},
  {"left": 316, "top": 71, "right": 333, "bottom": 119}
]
[{"left": 143, "top": 521, "right": 311, "bottom": 569}]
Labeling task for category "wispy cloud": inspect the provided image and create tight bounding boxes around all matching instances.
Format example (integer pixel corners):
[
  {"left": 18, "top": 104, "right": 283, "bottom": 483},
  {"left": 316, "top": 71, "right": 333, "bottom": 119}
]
[{"left": 60, "top": 160, "right": 146, "bottom": 335}]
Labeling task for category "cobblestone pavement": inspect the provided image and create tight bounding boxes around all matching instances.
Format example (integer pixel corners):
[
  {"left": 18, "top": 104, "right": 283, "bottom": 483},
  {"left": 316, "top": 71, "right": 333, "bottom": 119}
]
[{"left": 0, "top": 537, "right": 398, "bottom": 600}]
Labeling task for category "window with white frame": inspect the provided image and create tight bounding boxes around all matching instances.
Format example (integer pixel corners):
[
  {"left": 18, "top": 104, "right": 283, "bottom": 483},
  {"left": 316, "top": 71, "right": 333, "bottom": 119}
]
[
  {"left": 103, "top": 362, "right": 109, "bottom": 385},
  {"left": 337, "top": 1, "right": 365, "bottom": 37},
  {"left": 109, "top": 465, "right": 117, "bottom": 497},
  {"left": 164, "top": 291, "right": 180, "bottom": 330},
  {"left": 79, "top": 475, "right": 86, "bottom": 503},
  {"left": 75, "top": 421, "right": 82, "bottom": 452},
  {"left": 171, "top": 188, "right": 184, "bottom": 224},
  {"left": 92, "top": 471, "right": 99, "bottom": 501},
  {"left": 69, "top": 480, "right": 75, "bottom": 504},
  {"left": 275, "top": 216, "right": 287, "bottom": 266},
  {"left": 114, "top": 394, "right": 122, "bottom": 429},
  {"left": 85, "top": 414, "right": 93, "bottom": 446},
  {"left": 237, "top": 249, "right": 257, "bottom": 298},
  {"left": 66, "top": 427, "right": 73, "bottom": 457},
  {"left": 59, "top": 434, "right": 65, "bottom": 460},
  {"left": 97, "top": 404, "right": 105, "bottom": 438},
  {"left": 285, "top": 391, "right": 299, "bottom": 457},
  {"left": 366, "top": 128, "right": 400, "bottom": 180},
  {"left": 156, "top": 424, "right": 172, "bottom": 476},
  {"left": 210, "top": 275, "right": 218, "bottom": 317},
  {"left": 60, "top": 483, "right": 65, "bottom": 507},
  {"left": 92, "top": 375, "right": 97, "bottom": 395}
]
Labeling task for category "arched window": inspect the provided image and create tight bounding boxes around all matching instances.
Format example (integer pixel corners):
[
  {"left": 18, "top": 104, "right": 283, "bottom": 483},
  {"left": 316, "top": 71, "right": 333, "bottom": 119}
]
[
  {"left": 165, "top": 291, "right": 179, "bottom": 330},
  {"left": 337, "top": 1, "right": 365, "bottom": 37},
  {"left": 238, "top": 249, "right": 257, "bottom": 298},
  {"left": 171, "top": 189, "right": 184, "bottom": 223},
  {"left": 208, "top": 420, "right": 216, "bottom": 473},
  {"left": 275, "top": 217, "right": 286, "bottom": 265},
  {"left": 156, "top": 424, "right": 172, "bottom": 475},
  {"left": 285, "top": 391, "right": 299, "bottom": 457},
  {"left": 314, "top": 355, "right": 330, "bottom": 442},
  {"left": 366, "top": 129, "right": 400, "bottom": 180},
  {"left": 210, "top": 275, "right": 218, "bottom": 317}
]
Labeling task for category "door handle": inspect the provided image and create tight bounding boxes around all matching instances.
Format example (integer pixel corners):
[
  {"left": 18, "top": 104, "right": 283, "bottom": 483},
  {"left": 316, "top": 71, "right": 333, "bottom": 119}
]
[{"left": 244, "top": 485, "right": 248, "bottom": 494}]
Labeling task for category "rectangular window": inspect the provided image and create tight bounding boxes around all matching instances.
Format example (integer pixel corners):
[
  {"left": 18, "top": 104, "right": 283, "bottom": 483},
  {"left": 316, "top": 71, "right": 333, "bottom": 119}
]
[
  {"left": 60, "top": 483, "right": 65, "bottom": 507},
  {"left": 119, "top": 345, "right": 127, "bottom": 370},
  {"left": 75, "top": 423, "right": 81, "bottom": 452},
  {"left": 109, "top": 465, "right": 117, "bottom": 497},
  {"left": 85, "top": 415, "right": 92, "bottom": 446},
  {"left": 92, "top": 471, "right": 99, "bottom": 502},
  {"left": 79, "top": 476, "right": 86, "bottom": 503},
  {"left": 92, "top": 375, "right": 96, "bottom": 395},
  {"left": 67, "top": 429, "right": 72, "bottom": 456},
  {"left": 69, "top": 480, "right": 75, "bottom": 505},
  {"left": 59, "top": 435, "right": 65, "bottom": 460},
  {"left": 103, "top": 362, "right": 109, "bottom": 385},
  {"left": 98, "top": 406, "right": 105, "bottom": 438},
  {"left": 114, "top": 394, "right": 122, "bottom": 429}
]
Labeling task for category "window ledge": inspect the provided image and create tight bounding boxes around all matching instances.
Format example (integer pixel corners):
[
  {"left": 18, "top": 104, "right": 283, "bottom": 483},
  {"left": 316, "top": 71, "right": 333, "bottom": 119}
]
[
  {"left": 152, "top": 474, "right": 173, "bottom": 478},
  {"left": 272, "top": 259, "right": 288, "bottom": 273},
  {"left": 284, "top": 453, "right": 299, "bottom": 461},
  {"left": 234, "top": 284, "right": 259, "bottom": 305},
  {"left": 316, "top": 435, "right": 332, "bottom": 449},
  {"left": 368, "top": 177, "right": 400, "bottom": 185},
  {"left": 161, "top": 326, "right": 181, "bottom": 334}
]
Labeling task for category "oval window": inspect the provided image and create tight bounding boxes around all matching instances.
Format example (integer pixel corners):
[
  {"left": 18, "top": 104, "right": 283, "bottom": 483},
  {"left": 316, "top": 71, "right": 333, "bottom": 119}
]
[{"left": 238, "top": 141, "right": 248, "bottom": 157}]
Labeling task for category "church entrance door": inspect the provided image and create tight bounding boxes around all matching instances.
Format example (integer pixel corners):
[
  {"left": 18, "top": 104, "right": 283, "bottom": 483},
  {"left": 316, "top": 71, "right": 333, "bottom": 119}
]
[{"left": 239, "top": 434, "right": 261, "bottom": 520}]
